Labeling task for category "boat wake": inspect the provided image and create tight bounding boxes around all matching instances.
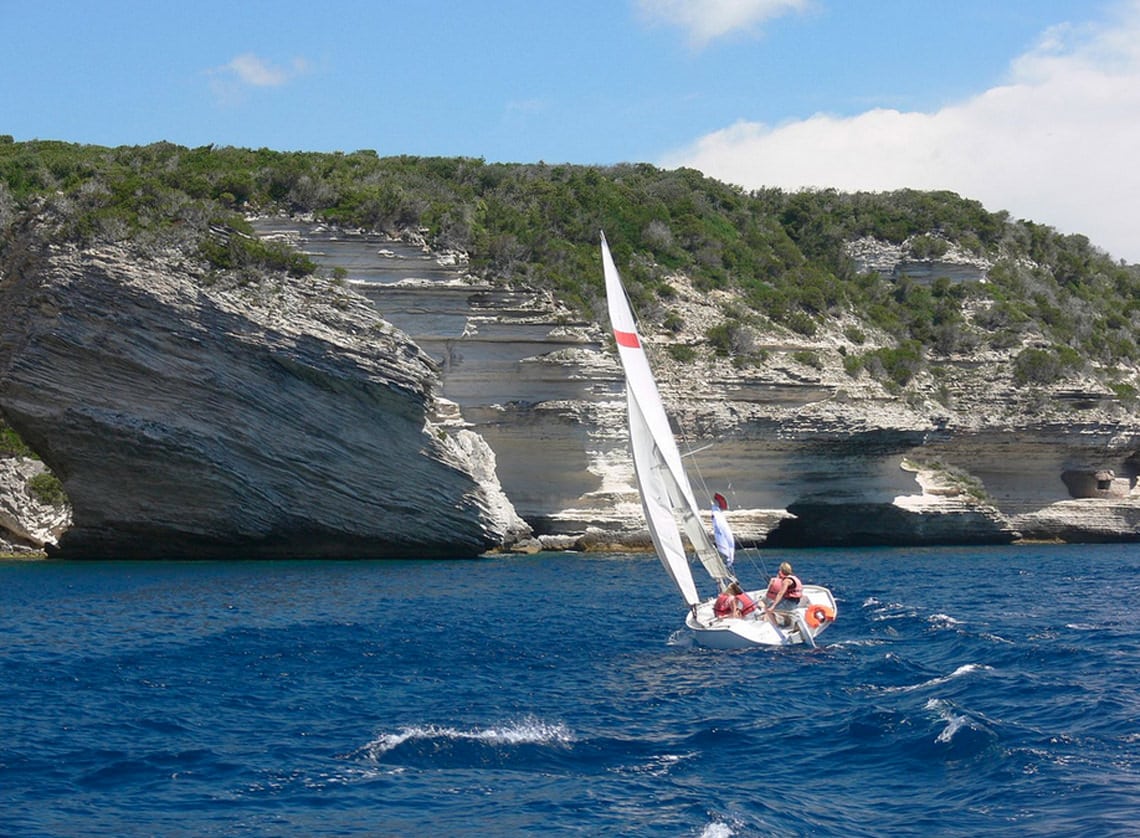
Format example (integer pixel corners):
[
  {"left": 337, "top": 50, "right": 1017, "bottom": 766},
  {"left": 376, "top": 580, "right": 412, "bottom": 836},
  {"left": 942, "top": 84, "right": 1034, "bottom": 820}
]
[{"left": 666, "top": 628, "right": 696, "bottom": 647}]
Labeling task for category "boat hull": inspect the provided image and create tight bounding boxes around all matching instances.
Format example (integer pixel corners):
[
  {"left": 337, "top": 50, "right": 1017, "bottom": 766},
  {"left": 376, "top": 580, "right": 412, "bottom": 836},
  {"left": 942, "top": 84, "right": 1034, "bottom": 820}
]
[{"left": 684, "top": 585, "right": 837, "bottom": 649}]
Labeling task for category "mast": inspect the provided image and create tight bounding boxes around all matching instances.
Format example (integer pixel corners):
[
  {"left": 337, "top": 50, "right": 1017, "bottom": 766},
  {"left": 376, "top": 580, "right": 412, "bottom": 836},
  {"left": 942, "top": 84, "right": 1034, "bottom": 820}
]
[{"left": 601, "top": 233, "right": 731, "bottom": 606}]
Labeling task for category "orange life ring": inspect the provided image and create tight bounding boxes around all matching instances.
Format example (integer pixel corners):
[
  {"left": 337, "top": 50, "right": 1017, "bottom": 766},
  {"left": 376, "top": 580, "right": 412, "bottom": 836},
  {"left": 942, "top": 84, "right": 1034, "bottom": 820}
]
[{"left": 805, "top": 604, "right": 835, "bottom": 629}]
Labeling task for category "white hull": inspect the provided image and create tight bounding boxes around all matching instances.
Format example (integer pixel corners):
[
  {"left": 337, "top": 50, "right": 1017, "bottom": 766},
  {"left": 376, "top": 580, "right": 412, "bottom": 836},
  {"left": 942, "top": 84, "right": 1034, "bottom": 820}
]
[{"left": 684, "top": 585, "right": 838, "bottom": 649}]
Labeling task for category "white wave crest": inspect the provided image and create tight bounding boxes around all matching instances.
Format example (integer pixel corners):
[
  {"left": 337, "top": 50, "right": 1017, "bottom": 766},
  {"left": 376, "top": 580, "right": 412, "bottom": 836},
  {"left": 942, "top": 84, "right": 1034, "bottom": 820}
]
[
  {"left": 935, "top": 713, "right": 968, "bottom": 744},
  {"left": 929, "top": 613, "right": 961, "bottom": 627},
  {"left": 699, "top": 822, "right": 734, "bottom": 838},
  {"left": 926, "top": 697, "right": 969, "bottom": 744},
  {"left": 360, "top": 717, "right": 575, "bottom": 759},
  {"left": 866, "top": 600, "right": 918, "bottom": 622},
  {"left": 882, "top": 662, "right": 991, "bottom": 694},
  {"left": 832, "top": 638, "right": 885, "bottom": 648},
  {"left": 979, "top": 631, "right": 1014, "bottom": 644}
]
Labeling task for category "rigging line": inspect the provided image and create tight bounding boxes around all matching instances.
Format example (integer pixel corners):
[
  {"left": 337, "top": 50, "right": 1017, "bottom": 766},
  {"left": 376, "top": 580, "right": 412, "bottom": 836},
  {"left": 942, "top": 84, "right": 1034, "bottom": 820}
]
[{"left": 739, "top": 546, "right": 772, "bottom": 586}]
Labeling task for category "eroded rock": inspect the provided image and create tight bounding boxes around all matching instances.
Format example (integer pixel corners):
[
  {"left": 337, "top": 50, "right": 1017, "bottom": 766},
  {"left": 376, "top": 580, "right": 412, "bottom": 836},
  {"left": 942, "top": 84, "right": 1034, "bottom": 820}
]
[
  {"left": 251, "top": 219, "right": 1140, "bottom": 547},
  {"left": 0, "top": 236, "right": 527, "bottom": 558},
  {"left": 0, "top": 457, "right": 70, "bottom": 552}
]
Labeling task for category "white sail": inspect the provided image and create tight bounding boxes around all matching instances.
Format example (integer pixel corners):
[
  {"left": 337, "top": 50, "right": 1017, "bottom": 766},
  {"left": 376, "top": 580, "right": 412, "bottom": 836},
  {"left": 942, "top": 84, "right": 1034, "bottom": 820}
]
[{"left": 601, "top": 233, "right": 730, "bottom": 608}]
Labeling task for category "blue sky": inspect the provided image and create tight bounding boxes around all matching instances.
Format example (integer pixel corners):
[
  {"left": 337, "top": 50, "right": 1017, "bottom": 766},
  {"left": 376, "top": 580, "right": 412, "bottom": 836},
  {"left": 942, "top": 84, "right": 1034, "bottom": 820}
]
[{"left": 4, "top": 0, "right": 1139, "bottom": 261}]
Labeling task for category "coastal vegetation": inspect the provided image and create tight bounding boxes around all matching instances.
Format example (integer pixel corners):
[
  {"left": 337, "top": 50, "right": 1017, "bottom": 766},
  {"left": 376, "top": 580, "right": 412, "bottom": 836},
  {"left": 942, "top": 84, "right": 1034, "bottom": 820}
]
[
  {"left": 2, "top": 137, "right": 1139, "bottom": 392},
  {"left": 26, "top": 471, "right": 66, "bottom": 508},
  {"left": 0, "top": 420, "right": 35, "bottom": 458}
]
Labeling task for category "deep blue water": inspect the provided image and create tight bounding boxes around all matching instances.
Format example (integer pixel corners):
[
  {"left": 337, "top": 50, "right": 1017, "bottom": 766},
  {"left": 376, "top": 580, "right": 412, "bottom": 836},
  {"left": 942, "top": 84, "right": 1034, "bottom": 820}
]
[{"left": 2, "top": 544, "right": 1139, "bottom": 837}]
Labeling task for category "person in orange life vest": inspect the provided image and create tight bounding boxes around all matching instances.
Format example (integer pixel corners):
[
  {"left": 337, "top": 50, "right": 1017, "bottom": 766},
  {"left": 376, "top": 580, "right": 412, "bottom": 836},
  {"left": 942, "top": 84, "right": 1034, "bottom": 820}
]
[
  {"left": 713, "top": 581, "right": 757, "bottom": 619},
  {"left": 762, "top": 561, "right": 803, "bottom": 625}
]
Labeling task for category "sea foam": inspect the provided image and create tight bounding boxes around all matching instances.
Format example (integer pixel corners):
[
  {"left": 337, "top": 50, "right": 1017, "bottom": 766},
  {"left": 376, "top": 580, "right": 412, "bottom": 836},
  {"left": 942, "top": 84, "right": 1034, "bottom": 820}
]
[{"left": 358, "top": 717, "right": 575, "bottom": 761}]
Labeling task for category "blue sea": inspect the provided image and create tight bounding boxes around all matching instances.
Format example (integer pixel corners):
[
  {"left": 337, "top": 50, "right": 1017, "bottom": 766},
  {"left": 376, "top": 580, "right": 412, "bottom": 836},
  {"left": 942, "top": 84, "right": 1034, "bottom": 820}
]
[{"left": 2, "top": 544, "right": 1138, "bottom": 836}]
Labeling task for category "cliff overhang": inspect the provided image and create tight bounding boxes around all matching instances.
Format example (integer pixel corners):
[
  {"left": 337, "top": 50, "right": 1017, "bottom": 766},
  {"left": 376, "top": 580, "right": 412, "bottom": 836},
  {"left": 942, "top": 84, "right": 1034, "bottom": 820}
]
[{"left": 0, "top": 232, "right": 528, "bottom": 558}]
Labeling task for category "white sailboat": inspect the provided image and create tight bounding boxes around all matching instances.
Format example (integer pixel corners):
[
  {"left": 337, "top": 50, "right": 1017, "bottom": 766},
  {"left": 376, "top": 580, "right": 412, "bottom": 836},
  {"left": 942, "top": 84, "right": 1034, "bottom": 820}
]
[{"left": 601, "top": 232, "right": 837, "bottom": 649}]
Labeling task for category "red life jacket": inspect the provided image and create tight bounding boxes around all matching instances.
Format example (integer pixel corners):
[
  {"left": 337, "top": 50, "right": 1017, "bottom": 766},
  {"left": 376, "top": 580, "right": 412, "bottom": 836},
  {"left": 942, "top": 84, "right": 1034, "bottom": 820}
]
[
  {"left": 767, "top": 574, "right": 803, "bottom": 601},
  {"left": 714, "top": 592, "right": 756, "bottom": 618},
  {"left": 785, "top": 574, "right": 803, "bottom": 600},
  {"left": 736, "top": 592, "right": 757, "bottom": 615},
  {"left": 713, "top": 593, "right": 735, "bottom": 617}
]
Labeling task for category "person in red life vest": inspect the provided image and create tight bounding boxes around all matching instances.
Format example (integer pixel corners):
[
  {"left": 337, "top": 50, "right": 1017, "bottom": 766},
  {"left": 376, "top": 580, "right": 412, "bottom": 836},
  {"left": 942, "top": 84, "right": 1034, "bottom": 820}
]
[
  {"left": 762, "top": 561, "right": 803, "bottom": 625},
  {"left": 713, "top": 581, "right": 757, "bottom": 619},
  {"left": 713, "top": 589, "right": 737, "bottom": 619}
]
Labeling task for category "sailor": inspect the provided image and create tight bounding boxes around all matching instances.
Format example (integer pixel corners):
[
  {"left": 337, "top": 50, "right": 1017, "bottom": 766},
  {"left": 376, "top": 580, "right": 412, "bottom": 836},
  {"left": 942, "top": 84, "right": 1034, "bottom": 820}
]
[
  {"left": 762, "top": 562, "right": 803, "bottom": 625},
  {"left": 713, "top": 581, "right": 756, "bottom": 619},
  {"left": 713, "top": 589, "right": 739, "bottom": 619}
]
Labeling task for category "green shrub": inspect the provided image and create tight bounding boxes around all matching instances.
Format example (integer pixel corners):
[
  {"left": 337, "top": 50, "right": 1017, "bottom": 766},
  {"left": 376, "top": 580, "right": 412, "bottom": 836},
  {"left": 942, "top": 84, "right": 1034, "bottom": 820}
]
[
  {"left": 792, "top": 350, "right": 823, "bottom": 369},
  {"left": 666, "top": 343, "right": 697, "bottom": 362},
  {"left": 198, "top": 218, "right": 316, "bottom": 277},
  {"left": 0, "top": 423, "right": 35, "bottom": 458},
  {"left": 27, "top": 472, "right": 67, "bottom": 507},
  {"left": 662, "top": 310, "right": 684, "bottom": 333},
  {"left": 1110, "top": 382, "right": 1138, "bottom": 403},
  {"left": 863, "top": 341, "right": 924, "bottom": 386},
  {"left": 908, "top": 235, "right": 949, "bottom": 259},
  {"left": 1013, "top": 346, "right": 1083, "bottom": 385},
  {"left": 705, "top": 321, "right": 743, "bottom": 357},
  {"left": 784, "top": 311, "right": 818, "bottom": 337}
]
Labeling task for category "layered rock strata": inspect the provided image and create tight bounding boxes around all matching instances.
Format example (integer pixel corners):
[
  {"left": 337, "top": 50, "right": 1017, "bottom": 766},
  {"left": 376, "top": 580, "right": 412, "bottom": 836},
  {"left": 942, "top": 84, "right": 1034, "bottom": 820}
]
[
  {"left": 5, "top": 216, "right": 1138, "bottom": 556},
  {"left": 256, "top": 219, "right": 1140, "bottom": 548},
  {"left": 0, "top": 234, "right": 528, "bottom": 558}
]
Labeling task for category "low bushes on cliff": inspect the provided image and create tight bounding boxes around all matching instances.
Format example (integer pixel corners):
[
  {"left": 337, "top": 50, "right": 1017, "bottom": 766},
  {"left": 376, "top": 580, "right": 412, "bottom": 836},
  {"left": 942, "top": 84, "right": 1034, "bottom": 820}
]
[
  {"left": 3, "top": 140, "right": 1139, "bottom": 394},
  {"left": 1013, "top": 345, "right": 1086, "bottom": 385},
  {"left": 0, "top": 421, "right": 34, "bottom": 458},
  {"left": 26, "top": 472, "right": 66, "bottom": 508}
]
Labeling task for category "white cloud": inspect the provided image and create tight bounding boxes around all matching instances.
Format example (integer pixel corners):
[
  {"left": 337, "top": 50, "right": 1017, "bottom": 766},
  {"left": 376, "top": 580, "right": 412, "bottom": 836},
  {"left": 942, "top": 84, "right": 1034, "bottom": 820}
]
[
  {"left": 226, "top": 54, "right": 291, "bottom": 87},
  {"left": 208, "top": 53, "right": 311, "bottom": 105},
  {"left": 636, "top": 0, "right": 810, "bottom": 47},
  {"left": 660, "top": 2, "right": 1140, "bottom": 263}
]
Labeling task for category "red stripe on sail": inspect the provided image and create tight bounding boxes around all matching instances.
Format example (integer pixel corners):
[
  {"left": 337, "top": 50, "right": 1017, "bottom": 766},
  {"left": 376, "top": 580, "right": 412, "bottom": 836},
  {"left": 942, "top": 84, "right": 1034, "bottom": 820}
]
[{"left": 614, "top": 329, "right": 641, "bottom": 348}]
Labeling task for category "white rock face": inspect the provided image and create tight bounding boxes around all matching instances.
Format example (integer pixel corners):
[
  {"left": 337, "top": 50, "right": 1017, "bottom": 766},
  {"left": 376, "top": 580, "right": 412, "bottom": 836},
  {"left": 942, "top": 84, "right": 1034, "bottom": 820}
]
[
  {"left": 8, "top": 217, "right": 1138, "bottom": 553},
  {"left": 846, "top": 235, "right": 994, "bottom": 284},
  {"left": 307, "top": 221, "right": 1140, "bottom": 548},
  {"left": 0, "top": 236, "right": 527, "bottom": 558},
  {"left": 0, "top": 457, "right": 70, "bottom": 551}
]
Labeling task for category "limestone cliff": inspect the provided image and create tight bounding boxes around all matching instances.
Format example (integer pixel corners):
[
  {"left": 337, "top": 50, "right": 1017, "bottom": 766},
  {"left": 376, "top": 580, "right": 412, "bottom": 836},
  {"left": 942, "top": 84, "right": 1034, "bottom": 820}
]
[
  {"left": 5, "top": 214, "right": 1139, "bottom": 556},
  {"left": 253, "top": 219, "right": 1140, "bottom": 548},
  {"left": 0, "top": 232, "right": 528, "bottom": 558}
]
